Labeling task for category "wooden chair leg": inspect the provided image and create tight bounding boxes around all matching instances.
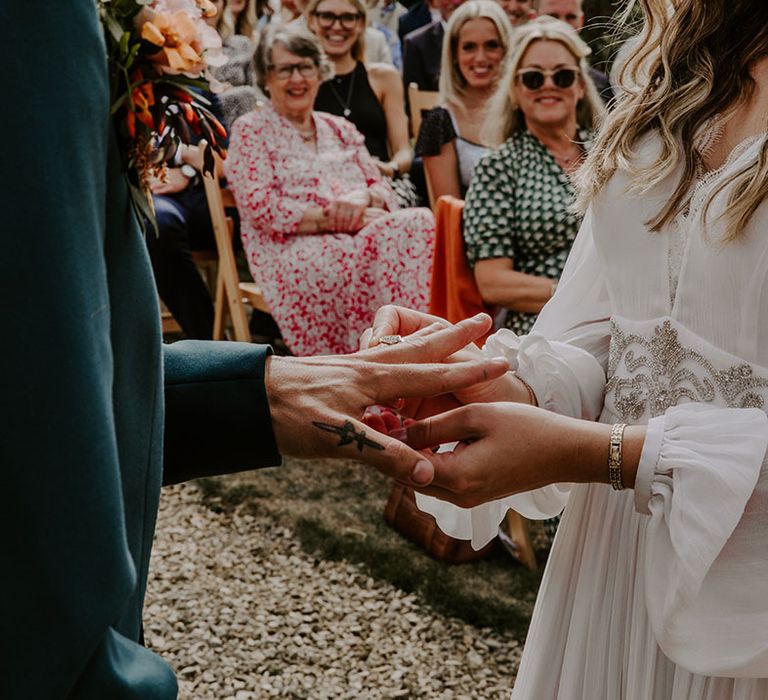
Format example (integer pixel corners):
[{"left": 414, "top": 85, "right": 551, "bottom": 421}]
[
  {"left": 502, "top": 511, "right": 538, "bottom": 571},
  {"left": 212, "top": 267, "right": 226, "bottom": 340}
]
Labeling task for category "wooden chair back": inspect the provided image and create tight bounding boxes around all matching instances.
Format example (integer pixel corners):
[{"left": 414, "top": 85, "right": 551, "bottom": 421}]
[
  {"left": 407, "top": 83, "right": 439, "bottom": 208},
  {"left": 202, "top": 171, "right": 270, "bottom": 342},
  {"left": 407, "top": 82, "right": 438, "bottom": 140}
]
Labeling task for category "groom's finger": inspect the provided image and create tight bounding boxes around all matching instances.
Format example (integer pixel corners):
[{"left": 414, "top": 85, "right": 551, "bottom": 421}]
[{"left": 312, "top": 416, "right": 436, "bottom": 486}]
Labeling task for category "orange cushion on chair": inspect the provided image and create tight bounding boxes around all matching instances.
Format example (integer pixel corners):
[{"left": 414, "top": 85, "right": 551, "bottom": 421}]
[{"left": 428, "top": 195, "right": 495, "bottom": 346}]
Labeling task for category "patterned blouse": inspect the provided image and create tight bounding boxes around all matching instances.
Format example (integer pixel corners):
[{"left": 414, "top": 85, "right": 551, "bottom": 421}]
[{"left": 463, "top": 129, "right": 590, "bottom": 335}]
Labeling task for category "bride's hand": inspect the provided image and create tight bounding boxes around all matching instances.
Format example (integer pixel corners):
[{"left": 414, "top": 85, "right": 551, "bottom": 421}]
[
  {"left": 405, "top": 402, "right": 644, "bottom": 507},
  {"left": 360, "top": 306, "right": 523, "bottom": 420}
]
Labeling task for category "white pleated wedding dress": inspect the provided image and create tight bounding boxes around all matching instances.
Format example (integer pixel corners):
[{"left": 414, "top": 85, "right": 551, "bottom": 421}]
[{"left": 417, "top": 132, "right": 768, "bottom": 699}]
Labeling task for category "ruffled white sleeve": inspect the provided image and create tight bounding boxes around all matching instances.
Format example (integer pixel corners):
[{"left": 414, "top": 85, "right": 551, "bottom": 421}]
[
  {"left": 636, "top": 403, "right": 768, "bottom": 677},
  {"left": 416, "top": 208, "right": 614, "bottom": 548}
]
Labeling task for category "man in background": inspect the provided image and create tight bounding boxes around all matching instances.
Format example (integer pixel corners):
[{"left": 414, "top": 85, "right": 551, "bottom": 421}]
[
  {"left": 537, "top": 0, "right": 612, "bottom": 100},
  {"left": 402, "top": 0, "right": 464, "bottom": 91}
]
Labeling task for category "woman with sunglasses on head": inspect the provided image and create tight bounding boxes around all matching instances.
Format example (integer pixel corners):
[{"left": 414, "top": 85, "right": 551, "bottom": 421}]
[
  {"left": 414, "top": 0, "right": 513, "bottom": 201},
  {"left": 226, "top": 26, "right": 434, "bottom": 355},
  {"left": 308, "top": 0, "right": 417, "bottom": 206},
  {"left": 463, "top": 15, "right": 604, "bottom": 337},
  {"left": 366, "top": 0, "right": 768, "bottom": 696}
]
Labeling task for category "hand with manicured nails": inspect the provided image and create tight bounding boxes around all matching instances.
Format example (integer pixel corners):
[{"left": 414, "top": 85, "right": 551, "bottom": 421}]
[
  {"left": 401, "top": 402, "right": 644, "bottom": 508},
  {"left": 264, "top": 314, "right": 509, "bottom": 488}
]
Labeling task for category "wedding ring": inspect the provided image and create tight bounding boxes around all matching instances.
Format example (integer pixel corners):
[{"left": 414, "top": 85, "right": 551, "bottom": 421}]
[{"left": 377, "top": 334, "right": 403, "bottom": 346}]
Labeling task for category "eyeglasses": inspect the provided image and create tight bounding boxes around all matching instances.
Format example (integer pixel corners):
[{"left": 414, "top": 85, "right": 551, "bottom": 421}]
[
  {"left": 268, "top": 61, "right": 319, "bottom": 81},
  {"left": 312, "top": 10, "right": 363, "bottom": 29},
  {"left": 516, "top": 67, "right": 579, "bottom": 90}
]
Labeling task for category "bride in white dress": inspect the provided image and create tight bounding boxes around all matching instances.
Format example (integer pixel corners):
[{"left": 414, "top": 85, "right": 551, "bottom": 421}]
[{"left": 363, "top": 1, "right": 768, "bottom": 697}]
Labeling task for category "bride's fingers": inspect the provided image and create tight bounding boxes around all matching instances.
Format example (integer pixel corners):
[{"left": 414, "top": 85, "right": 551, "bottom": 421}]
[
  {"left": 368, "top": 305, "right": 453, "bottom": 345},
  {"left": 369, "top": 314, "right": 493, "bottom": 365},
  {"left": 403, "top": 405, "right": 485, "bottom": 450}
]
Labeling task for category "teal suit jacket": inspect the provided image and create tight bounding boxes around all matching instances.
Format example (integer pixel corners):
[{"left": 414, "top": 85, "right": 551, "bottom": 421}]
[{"left": 1, "top": 3, "right": 280, "bottom": 697}]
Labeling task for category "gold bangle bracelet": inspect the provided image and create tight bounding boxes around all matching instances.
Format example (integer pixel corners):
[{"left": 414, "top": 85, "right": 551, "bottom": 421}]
[{"left": 608, "top": 423, "right": 627, "bottom": 491}]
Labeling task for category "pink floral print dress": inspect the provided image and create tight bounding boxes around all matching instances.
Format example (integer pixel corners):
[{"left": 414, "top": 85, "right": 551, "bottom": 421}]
[{"left": 226, "top": 106, "right": 434, "bottom": 355}]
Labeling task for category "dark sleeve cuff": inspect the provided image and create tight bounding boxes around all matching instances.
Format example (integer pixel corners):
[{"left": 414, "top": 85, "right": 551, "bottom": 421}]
[{"left": 162, "top": 340, "right": 281, "bottom": 484}]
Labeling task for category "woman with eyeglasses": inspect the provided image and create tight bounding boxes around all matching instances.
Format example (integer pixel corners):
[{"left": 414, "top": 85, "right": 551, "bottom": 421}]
[
  {"left": 463, "top": 16, "right": 604, "bottom": 337},
  {"left": 308, "top": 0, "right": 417, "bottom": 206},
  {"left": 226, "top": 26, "right": 434, "bottom": 355},
  {"left": 415, "top": 0, "right": 513, "bottom": 201}
]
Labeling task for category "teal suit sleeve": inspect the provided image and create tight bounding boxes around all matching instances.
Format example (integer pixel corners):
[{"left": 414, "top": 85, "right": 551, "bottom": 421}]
[
  {"left": 0, "top": 3, "right": 175, "bottom": 698},
  {"left": 162, "top": 340, "right": 282, "bottom": 483}
]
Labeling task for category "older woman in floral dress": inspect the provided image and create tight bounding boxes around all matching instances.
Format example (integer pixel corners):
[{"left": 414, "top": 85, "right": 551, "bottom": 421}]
[{"left": 227, "top": 26, "right": 434, "bottom": 355}]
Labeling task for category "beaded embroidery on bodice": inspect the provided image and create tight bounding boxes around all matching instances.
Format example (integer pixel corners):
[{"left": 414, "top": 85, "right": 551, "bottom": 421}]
[{"left": 604, "top": 318, "right": 768, "bottom": 423}]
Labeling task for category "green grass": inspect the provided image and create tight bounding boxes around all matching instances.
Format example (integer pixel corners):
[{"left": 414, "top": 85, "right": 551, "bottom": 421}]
[{"left": 196, "top": 456, "right": 545, "bottom": 639}]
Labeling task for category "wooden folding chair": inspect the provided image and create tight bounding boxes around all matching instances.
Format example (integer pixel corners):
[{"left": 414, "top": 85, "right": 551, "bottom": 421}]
[
  {"left": 407, "top": 83, "right": 439, "bottom": 209},
  {"left": 407, "top": 82, "right": 439, "bottom": 139},
  {"left": 429, "top": 195, "right": 538, "bottom": 570},
  {"left": 202, "top": 171, "right": 270, "bottom": 342}
]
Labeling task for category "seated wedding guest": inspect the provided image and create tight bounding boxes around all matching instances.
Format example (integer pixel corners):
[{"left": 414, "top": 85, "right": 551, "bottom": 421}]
[
  {"left": 219, "top": 0, "right": 260, "bottom": 38},
  {"left": 290, "top": 0, "right": 394, "bottom": 65},
  {"left": 397, "top": 0, "right": 436, "bottom": 41},
  {"left": 415, "top": 0, "right": 511, "bottom": 199},
  {"left": 536, "top": 0, "right": 612, "bottom": 100},
  {"left": 210, "top": 0, "right": 266, "bottom": 127},
  {"left": 145, "top": 3, "right": 242, "bottom": 341},
  {"left": 145, "top": 96, "right": 228, "bottom": 340},
  {"left": 367, "top": 0, "right": 406, "bottom": 70},
  {"left": 402, "top": 0, "right": 464, "bottom": 92},
  {"left": 494, "top": 0, "right": 533, "bottom": 26},
  {"left": 309, "top": 0, "right": 418, "bottom": 206},
  {"left": 226, "top": 27, "right": 435, "bottom": 355},
  {"left": 463, "top": 16, "right": 604, "bottom": 335}
]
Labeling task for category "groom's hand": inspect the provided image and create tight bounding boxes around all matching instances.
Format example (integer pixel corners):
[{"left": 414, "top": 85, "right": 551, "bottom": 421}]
[
  {"left": 264, "top": 314, "right": 509, "bottom": 487},
  {"left": 360, "top": 306, "right": 520, "bottom": 419}
]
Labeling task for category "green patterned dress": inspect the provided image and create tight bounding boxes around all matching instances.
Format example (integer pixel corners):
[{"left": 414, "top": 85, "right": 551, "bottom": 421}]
[{"left": 463, "top": 129, "right": 589, "bottom": 335}]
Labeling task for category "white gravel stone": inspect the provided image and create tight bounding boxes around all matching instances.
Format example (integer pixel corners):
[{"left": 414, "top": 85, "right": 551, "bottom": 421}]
[{"left": 145, "top": 483, "right": 521, "bottom": 698}]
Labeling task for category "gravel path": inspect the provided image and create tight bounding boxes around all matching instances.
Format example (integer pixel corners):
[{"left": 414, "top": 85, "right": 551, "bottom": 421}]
[{"left": 145, "top": 483, "right": 521, "bottom": 699}]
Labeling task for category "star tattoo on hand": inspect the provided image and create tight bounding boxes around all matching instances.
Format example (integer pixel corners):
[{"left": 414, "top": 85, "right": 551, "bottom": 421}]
[{"left": 313, "top": 420, "right": 386, "bottom": 452}]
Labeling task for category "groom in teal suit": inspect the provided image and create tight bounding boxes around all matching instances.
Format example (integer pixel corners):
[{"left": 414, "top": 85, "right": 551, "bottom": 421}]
[{"left": 0, "top": 3, "right": 505, "bottom": 697}]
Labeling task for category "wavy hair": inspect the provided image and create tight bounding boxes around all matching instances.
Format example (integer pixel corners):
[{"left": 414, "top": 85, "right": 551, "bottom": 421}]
[
  {"left": 576, "top": 0, "right": 768, "bottom": 242},
  {"left": 482, "top": 15, "right": 605, "bottom": 145},
  {"left": 438, "top": 1, "right": 514, "bottom": 112},
  {"left": 305, "top": 0, "right": 368, "bottom": 63}
]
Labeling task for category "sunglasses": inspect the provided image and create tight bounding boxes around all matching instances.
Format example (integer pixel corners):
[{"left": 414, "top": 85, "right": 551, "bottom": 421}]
[
  {"left": 268, "top": 61, "right": 319, "bottom": 81},
  {"left": 516, "top": 67, "right": 579, "bottom": 91},
  {"left": 312, "top": 10, "right": 362, "bottom": 30}
]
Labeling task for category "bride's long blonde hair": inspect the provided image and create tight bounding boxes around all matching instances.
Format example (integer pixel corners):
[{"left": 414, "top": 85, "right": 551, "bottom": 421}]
[{"left": 576, "top": 0, "right": 768, "bottom": 241}]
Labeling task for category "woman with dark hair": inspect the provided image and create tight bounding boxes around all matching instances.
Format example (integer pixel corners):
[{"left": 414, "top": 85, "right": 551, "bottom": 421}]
[
  {"left": 227, "top": 27, "right": 434, "bottom": 355},
  {"left": 366, "top": 0, "right": 768, "bottom": 696}
]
